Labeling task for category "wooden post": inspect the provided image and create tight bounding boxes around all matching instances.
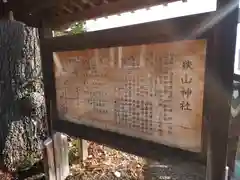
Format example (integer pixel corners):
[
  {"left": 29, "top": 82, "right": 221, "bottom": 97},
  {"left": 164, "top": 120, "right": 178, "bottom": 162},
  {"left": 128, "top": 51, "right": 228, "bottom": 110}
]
[
  {"left": 43, "top": 134, "right": 70, "bottom": 180},
  {"left": 39, "top": 26, "right": 70, "bottom": 180},
  {"left": 76, "top": 139, "right": 88, "bottom": 162},
  {"left": 39, "top": 27, "right": 56, "bottom": 137},
  {"left": 43, "top": 138, "right": 56, "bottom": 180},
  {"left": 39, "top": 27, "right": 57, "bottom": 180},
  {"left": 205, "top": 0, "right": 239, "bottom": 179},
  {"left": 53, "top": 133, "right": 69, "bottom": 180}
]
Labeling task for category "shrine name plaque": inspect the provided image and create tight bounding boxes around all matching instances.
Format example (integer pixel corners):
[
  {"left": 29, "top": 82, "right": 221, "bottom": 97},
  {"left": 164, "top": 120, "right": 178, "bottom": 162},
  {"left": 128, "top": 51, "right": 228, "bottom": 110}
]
[{"left": 54, "top": 39, "right": 206, "bottom": 152}]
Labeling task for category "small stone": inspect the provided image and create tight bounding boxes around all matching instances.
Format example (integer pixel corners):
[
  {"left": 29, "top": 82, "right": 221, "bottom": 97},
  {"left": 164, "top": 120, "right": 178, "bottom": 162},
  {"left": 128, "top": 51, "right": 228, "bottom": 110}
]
[{"left": 113, "top": 171, "right": 121, "bottom": 178}]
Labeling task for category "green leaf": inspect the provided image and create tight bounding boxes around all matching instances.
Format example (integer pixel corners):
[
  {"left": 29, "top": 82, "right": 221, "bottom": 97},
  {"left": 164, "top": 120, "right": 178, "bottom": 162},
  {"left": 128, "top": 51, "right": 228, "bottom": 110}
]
[{"left": 69, "top": 22, "right": 85, "bottom": 35}]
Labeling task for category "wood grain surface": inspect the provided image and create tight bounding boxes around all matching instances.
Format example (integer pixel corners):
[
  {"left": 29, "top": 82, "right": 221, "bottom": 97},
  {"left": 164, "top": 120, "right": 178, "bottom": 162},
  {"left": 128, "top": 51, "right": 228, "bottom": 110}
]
[{"left": 54, "top": 39, "right": 206, "bottom": 152}]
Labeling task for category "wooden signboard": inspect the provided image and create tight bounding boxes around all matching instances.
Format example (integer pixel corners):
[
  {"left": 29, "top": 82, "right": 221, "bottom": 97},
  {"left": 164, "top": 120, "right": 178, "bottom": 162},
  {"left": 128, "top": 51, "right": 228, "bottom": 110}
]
[{"left": 54, "top": 39, "right": 206, "bottom": 153}]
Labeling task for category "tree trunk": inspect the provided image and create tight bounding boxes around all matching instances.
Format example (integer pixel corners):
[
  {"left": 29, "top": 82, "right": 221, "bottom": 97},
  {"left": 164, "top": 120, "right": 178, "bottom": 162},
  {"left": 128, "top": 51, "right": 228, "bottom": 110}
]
[{"left": 0, "top": 20, "right": 46, "bottom": 172}]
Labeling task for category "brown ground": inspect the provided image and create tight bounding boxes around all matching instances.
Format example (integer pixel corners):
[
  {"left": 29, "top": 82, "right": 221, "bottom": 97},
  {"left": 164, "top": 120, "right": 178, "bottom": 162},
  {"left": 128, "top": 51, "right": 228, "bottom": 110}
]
[
  {"left": 0, "top": 170, "right": 13, "bottom": 180},
  {"left": 66, "top": 141, "right": 205, "bottom": 180},
  {"left": 0, "top": 140, "right": 205, "bottom": 180},
  {"left": 66, "top": 141, "right": 145, "bottom": 180}
]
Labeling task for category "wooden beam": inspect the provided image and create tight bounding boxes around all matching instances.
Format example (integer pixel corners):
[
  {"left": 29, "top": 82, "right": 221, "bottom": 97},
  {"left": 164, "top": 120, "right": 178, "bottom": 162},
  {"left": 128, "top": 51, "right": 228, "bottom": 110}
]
[
  {"left": 82, "top": 0, "right": 95, "bottom": 7},
  {"left": 9, "top": 0, "right": 57, "bottom": 27},
  {"left": 70, "top": 0, "right": 83, "bottom": 11},
  {"left": 0, "top": 1, "right": 6, "bottom": 18},
  {"left": 103, "top": 0, "right": 108, "bottom": 4},
  {"left": 62, "top": 5, "right": 74, "bottom": 14},
  {"left": 43, "top": 12, "right": 210, "bottom": 52},
  {"left": 10, "top": 0, "right": 57, "bottom": 15},
  {"left": 48, "top": 0, "right": 180, "bottom": 28},
  {"left": 54, "top": 119, "right": 204, "bottom": 163}
]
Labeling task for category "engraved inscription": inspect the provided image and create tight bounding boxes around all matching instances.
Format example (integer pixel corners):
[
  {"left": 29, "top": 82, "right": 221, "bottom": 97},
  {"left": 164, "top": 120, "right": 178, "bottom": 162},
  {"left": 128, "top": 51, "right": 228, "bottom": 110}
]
[{"left": 55, "top": 40, "right": 206, "bottom": 152}]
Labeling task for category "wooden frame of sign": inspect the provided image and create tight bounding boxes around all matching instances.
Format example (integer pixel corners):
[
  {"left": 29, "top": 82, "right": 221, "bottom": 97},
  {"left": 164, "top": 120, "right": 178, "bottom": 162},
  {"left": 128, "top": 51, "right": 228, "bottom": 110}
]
[{"left": 39, "top": 1, "right": 239, "bottom": 179}]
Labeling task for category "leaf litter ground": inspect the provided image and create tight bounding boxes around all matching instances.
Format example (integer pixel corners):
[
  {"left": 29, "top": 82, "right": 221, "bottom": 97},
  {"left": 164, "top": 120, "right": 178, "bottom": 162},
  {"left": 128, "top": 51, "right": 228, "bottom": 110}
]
[{"left": 66, "top": 140, "right": 145, "bottom": 180}]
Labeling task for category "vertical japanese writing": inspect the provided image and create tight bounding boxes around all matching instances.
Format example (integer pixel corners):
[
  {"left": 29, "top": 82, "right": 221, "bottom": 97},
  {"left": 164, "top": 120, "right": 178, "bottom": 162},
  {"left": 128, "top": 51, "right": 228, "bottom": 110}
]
[
  {"left": 55, "top": 40, "right": 206, "bottom": 153},
  {"left": 163, "top": 53, "right": 174, "bottom": 135},
  {"left": 154, "top": 52, "right": 175, "bottom": 136},
  {"left": 180, "top": 60, "right": 193, "bottom": 111}
]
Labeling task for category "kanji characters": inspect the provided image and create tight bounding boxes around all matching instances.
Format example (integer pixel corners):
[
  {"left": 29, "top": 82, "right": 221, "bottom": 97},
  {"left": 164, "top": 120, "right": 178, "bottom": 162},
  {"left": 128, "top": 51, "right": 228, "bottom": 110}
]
[
  {"left": 182, "top": 60, "right": 193, "bottom": 70},
  {"left": 180, "top": 60, "right": 193, "bottom": 111},
  {"left": 180, "top": 101, "right": 192, "bottom": 111}
]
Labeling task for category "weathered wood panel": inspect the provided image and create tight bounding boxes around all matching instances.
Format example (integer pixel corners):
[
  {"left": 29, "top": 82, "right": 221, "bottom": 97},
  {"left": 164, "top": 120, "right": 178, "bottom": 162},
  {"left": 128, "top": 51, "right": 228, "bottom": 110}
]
[{"left": 54, "top": 39, "right": 206, "bottom": 152}]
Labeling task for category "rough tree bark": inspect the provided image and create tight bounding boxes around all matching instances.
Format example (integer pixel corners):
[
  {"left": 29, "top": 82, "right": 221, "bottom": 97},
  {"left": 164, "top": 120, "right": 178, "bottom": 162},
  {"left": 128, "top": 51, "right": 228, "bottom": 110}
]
[{"left": 0, "top": 20, "right": 46, "bottom": 172}]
